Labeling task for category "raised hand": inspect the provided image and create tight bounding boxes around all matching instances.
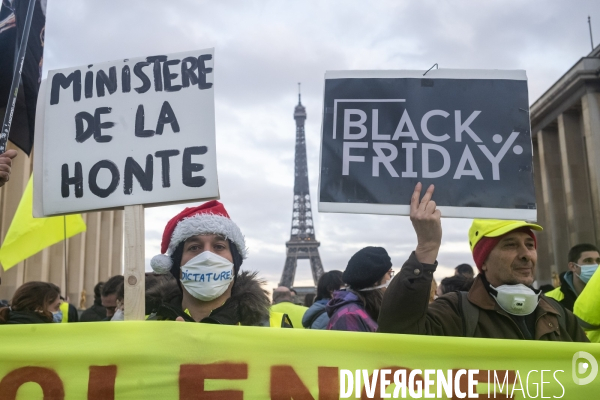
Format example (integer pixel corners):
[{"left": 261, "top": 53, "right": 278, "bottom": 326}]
[{"left": 410, "top": 182, "right": 442, "bottom": 264}]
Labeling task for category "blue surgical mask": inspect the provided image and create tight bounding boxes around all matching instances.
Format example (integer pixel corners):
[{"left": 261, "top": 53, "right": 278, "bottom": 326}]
[
  {"left": 576, "top": 264, "right": 598, "bottom": 284},
  {"left": 52, "top": 310, "right": 63, "bottom": 323}
]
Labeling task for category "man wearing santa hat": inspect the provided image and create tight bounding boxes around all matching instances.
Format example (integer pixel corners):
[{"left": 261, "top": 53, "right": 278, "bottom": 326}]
[{"left": 149, "top": 200, "right": 290, "bottom": 327}]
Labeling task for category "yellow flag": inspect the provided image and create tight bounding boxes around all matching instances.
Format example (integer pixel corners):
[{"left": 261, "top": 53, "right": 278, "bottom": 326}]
[{"left": 0, "top": 176, "right": 86, "bottom": 270}]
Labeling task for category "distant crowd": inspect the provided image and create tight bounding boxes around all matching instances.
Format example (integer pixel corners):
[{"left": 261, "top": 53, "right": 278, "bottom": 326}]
[{"left": 1, "top": 184, "right": 598, "bottom": 344}]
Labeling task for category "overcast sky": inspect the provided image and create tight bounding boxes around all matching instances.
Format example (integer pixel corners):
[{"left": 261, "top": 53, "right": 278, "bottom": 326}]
[{"left": 41, "top": 0, "right": 600, "bottom": 290}]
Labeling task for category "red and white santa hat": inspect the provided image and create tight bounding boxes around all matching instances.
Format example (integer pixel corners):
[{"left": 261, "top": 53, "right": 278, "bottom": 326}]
[{"left": 150, "top": 200, "right": 247, "bottom": 274}]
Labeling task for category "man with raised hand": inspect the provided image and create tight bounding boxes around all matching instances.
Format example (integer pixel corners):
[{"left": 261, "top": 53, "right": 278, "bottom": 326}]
[{"left": 378, "top": 183, "right": 588, "bottom": 342}]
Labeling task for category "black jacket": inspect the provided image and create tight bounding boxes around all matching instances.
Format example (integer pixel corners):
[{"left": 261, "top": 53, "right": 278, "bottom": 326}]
[
  {"left": 555, "top": 272, "right": 578, "bottom": 311},
  {"left": 80, "top": 303, "right": 107, "bottom": 322},
  {"left": 149, "top": 271, "right": 271, "bottom": 326},
  {"left": 0, "top": 308, "right": 53, "bottom": 324},
  {"left": 378, "top": 252, "right": 588, "bottom": 342}
]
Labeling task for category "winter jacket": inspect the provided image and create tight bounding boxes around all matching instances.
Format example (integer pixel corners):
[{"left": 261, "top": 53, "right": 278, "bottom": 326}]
[
  {"left": 326, "top": 290, "right": 378, "bottom": 332},
  {"left": 0, "top": 308, "right": 52, "bottom": 324},
  {"left": 270, "top": 302, "right": 307, "bottom": 329},
  {"left": 545, "top": 271, "right": 578, "bottom": 311},
  {"left": 573, "top": 267, "right": 600, "bottom": 342},
  {"left": 80, "top": 303, "right": 107, "bottom": 322},
  {"left": 302, "top": 299, "right": 330, "bottom": 329},
  {"left": 378, "top": 252, "right": 589, "bottom": 342},
  {"left": 149, "top": 271, "right": 272, "bottom": 326}
]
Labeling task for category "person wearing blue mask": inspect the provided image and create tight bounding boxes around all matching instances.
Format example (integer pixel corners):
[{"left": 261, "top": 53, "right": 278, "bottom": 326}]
[{"left": 546, "top": 243, "right": 600, "bottom": 311}]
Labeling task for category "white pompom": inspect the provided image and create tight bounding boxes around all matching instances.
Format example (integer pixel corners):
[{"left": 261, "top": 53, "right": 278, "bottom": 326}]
[{"left": 150, "top": 254, "right": 173, "bottom": 274}]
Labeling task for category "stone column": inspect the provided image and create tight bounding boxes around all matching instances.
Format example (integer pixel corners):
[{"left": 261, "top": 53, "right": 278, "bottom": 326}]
[
  {"left": 537, "top": 128, "right": 569, "bottom": 273},
  {"left": 0, "top": 143, "right": 29, "bottom": 300},
  {"left": 67, "top": 226, "right": 87, "bottom": 307},
  {"left": 111, "top": 210, "right": 124, "bottom": 276},
  {"left": 557, "top": 110, "right": 596, "bottom": 246},
  {"left": 532, "top": 140, "right": 553, "bottom": 286},
  {"left": 99, "top": 211, "right": 115, "bottom": 278},
  {"left": 83, "top": 212, "right": 102, "bottom": 307},
  {"left": 581, "top": 88, "right": 600, "bottom": 241}
]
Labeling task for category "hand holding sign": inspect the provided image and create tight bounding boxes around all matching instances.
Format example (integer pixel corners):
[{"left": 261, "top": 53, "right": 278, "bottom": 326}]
[
  {"left": 0, "top": 149, "right": 17, "bottom": 187},
  {"left": 410, "top": 182, "right": 441, "bottom": 264}
]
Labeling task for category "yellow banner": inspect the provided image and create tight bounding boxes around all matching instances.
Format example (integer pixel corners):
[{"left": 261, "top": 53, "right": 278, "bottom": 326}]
[{"left": 0, "top": 322, "right": 598, "bottom": 399}]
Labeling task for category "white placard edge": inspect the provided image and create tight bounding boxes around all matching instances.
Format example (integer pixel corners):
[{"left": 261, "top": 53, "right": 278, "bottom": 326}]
[
  {"left": 32, "top": 80, "right": 47, "bottom": 218},
  {"left": 318, "top": 201, "right": 537, "bottom": 221},
  {"left": 325, "top": 69, "right": 527, "bottom": 81}
]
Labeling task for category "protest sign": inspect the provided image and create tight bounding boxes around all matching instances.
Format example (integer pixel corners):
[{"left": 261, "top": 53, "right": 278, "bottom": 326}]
[
  {"left": 34, "top": 48, "right": 218, "bottom": 217},
  {"left": 0, "top": 322, "right": 598, "bottom": 399},
  {"left": 318, "top": 70, "right": 536, "bottom": 220}
]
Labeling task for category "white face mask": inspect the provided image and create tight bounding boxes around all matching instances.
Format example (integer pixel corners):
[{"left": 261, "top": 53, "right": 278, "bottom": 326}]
[
  {"left": 111, "top": 308, "right": 124, "bottom": 321},
  {"left": 180, "top": 251, "right": 234, "bottom": 301},
  {"left": 489, "top": 284, "right": 540, "bottom": 316}
]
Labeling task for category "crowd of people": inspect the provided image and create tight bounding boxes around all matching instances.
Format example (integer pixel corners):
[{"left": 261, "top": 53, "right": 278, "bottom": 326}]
[{"left": 0, "top": 183, "right": 598, "bottom": 344}]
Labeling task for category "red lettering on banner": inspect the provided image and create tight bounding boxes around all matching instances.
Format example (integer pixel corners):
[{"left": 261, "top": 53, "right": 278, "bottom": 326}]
[
  {"left": 361, "top": 367, "right": 422, "bottom": 400},
  {"left": 452, "top": 369, "right": 517, "bottom": 400},
  {"left": 0, "top": 367, "right": 64, "bottom": 400},
  {"left": 271, "top": 365, "right": 314, "bottom": 400},
  {"left": 88, "top": 365, "right": 117, "bottom": 400},
  {"left": 318, "top": 367, "right": 339, "bottom": 400},
  {"left": 179, "top": 363, "right": 247, "bottom": 400},
  {"left": 270, "top": 366, "right": 339, "bottom": 400}
]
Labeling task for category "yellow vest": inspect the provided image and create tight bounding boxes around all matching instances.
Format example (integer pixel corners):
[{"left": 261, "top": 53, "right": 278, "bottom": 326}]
[
  {"left": 270, "top": 302, "right": 308, "bottom": 329},
  {"left": 183, "top": 308, "right": 291, "bottom": 328},
  {"left": 545, "top": 287, "right": 564, "bottom": 302},
  {"left": 574, "top": 268, "right": 600, "bottom": 343},
  {"left": 59, "top": 302, "right": 70, "bottom": 323}
]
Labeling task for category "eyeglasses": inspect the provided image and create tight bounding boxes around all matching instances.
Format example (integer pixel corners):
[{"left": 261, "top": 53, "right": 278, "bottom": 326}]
[{"left": 388, "top": 269, "right": 395, "bottom": 278}]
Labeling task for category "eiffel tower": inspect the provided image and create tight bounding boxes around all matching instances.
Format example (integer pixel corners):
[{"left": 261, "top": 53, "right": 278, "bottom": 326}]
[{"left": 279, "top": 85, "right": 324, "bottom": 288}]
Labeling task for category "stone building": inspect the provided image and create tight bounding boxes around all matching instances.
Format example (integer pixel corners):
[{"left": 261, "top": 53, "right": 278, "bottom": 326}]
[
  {"left": 0, "top": 142, "right": 123, "bottom": 307},
  {"left": 530, "top": 44, "right": 600, "bottom": 285}
]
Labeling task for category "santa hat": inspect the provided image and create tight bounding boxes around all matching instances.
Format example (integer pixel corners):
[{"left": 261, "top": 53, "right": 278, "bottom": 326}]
[{"left": 150, "top": 200, "right": 247, "bottom": 274}]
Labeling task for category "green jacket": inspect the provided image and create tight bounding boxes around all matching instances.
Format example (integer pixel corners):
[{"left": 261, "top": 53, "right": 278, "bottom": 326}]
[{"left": 573, "top": 268, "right": 600, "bottom": 343}]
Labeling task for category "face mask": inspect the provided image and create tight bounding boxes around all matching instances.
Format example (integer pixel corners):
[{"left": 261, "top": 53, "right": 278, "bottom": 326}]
[
  {"left": 489, "top": 284, "right": 540, "bottom": 316},
  {"left": 576, "top": 264, "right": 598, "bottom": 284},
  {"left": 111, "top": 308, "right": 124, "bottom": 321},
  {"left": 181, "top": 251, "right": 234, "bottom": 301},
  {"left": 52, "top": 310, "right": 63, "bottom": 323},
  {"left": 358, "top": 279, "right": 391, "bottom": 292}
]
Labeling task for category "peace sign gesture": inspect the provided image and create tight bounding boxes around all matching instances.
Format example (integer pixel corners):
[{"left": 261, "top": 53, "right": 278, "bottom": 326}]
[{"left": 410, "top": 182, "right": 442, "bottom": 264}]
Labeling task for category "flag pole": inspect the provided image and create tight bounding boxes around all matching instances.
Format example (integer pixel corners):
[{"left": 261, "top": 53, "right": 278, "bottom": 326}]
[{"left": 0, "top": 0, "right": 36, "bottom": 154}]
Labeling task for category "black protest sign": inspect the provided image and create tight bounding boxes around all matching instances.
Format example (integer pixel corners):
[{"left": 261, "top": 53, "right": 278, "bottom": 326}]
[
  {"left": 35, "top": 49, "right": 218, "bottom": 216},
  {"left": 318, "top": 70, "right": 536, "bottom": 220}
]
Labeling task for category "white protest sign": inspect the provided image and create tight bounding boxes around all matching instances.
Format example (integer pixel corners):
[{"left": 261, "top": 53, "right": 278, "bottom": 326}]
[{"left": 35, "top": 48, "right": 218, "bottom": 216}]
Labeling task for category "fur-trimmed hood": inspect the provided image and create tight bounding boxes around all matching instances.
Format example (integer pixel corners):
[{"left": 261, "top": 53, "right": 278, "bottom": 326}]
[{"left": 149, "top": 270, "right": 270, "bottom": 326}]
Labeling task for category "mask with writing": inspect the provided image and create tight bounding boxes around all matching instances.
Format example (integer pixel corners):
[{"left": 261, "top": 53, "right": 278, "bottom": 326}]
[{"left": 180, "top": 251, "right": 234, "bottom": 301}]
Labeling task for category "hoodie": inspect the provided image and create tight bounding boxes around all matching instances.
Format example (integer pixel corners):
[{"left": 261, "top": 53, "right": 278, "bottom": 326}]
[
  {"left": 302, "top": 298, "right": 329, "bottom": 329},
  {"left": 325, "top": 290, "right": 378, "bottom": 332}
]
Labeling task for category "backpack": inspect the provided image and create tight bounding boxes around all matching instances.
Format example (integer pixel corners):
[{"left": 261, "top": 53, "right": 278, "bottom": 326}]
[
  {"left": 303, "top": 308, "right": 327, "bottom": 329},
  {"left": 456, "top": 291, "right": 566, "bottom": 337}
]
